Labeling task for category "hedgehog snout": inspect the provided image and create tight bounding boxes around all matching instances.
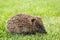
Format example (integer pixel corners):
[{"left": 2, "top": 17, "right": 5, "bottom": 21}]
[
  {"left": 35, "top": 22, "right": 47, "bottom": 34},
  {"left": 37, "top": 25, "right": 47, "bottom": 34}
]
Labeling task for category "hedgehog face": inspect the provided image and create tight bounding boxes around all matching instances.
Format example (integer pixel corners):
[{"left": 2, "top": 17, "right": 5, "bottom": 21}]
[
  {"left": 31, "top": 17, "right": 47, "bottom": 34},
  {"left": 35, "top": 22, "right": 47, "bottom": 34}
]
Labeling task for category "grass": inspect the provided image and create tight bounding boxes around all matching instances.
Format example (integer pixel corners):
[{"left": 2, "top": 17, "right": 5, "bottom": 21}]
[{"left": 0, "top": 0, "right": 60, "bottom": 40}]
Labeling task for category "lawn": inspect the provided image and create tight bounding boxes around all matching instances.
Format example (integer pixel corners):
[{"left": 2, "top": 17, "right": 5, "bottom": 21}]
[{"left": 0, "top": 0, "right": 60, "bottom": 40}]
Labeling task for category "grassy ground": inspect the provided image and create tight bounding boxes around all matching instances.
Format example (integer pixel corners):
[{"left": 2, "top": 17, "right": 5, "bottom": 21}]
[{"left": 0, "top": 0, "right": 60, "bottom": 40}]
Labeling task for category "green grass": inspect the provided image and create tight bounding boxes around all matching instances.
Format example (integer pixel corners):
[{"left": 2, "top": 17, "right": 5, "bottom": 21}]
[{"left": 0, "top": 0, "right": 60, "bottom": 40}]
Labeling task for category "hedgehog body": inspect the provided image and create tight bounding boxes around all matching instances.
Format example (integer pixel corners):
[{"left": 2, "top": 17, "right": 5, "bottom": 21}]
[{"left": 6, "top": 14, "right": 47, "bottom": 34}]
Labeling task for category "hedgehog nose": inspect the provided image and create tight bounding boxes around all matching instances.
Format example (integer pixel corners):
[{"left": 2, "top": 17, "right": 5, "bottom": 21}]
[{"left": 43, "top": 31, "right": 47, "bottom": 34}]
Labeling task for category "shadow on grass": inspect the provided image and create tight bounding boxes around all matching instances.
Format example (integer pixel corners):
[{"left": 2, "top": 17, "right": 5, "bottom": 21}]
[{"left": 6, "top": 31, "right": 48, "bottom": 37}]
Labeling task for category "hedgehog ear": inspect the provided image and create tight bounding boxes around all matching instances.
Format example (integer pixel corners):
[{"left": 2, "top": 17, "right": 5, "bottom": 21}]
[
  {"left": 31, "top": 19, "right": 36, "bottom": 24},
  {"left": 31, "top": 19, "right": 35, "bottom": 23}
]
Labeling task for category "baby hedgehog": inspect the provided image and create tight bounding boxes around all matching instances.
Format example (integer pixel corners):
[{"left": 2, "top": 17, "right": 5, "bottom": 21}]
[{"left": 6, "top": 14, "right": 47, "bottom": 34}]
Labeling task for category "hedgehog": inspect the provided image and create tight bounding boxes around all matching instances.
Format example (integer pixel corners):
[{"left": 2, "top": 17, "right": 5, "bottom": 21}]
[{"left": 6, "top": 13, "right": 47, "bottom": 34}]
